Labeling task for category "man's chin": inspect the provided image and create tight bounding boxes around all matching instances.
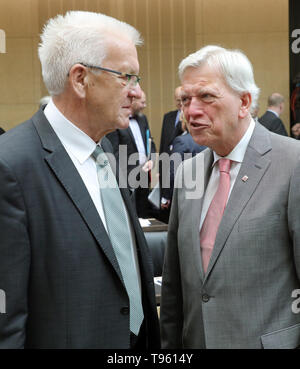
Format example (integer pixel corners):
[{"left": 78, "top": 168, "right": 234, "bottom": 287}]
[
  {"left": 190, "top": 132, "right": 206, "bottom": 146},
  {"left": 117, "top": 117, "right": 130, "bottom": 130}
]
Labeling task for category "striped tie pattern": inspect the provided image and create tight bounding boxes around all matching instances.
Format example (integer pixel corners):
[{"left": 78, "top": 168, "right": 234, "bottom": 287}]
[{"left": 92, "top": 145, "right": 144, "bottom": 335}]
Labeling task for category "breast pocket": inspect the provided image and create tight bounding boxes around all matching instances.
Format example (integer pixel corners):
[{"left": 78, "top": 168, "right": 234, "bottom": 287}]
[
  {"left": 261, "top": 323, "right": 300, "bottom": 349},
  {"left": 238, "top": 212, "right": 282, "bottom": 234}
]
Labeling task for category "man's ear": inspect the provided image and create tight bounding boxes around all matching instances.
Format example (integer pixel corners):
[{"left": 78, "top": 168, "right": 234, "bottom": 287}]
[
  {"left": 239, "top": 92, "right": 252, "bottom": 119},
  {"left": 68, "top": 64, "right": 88, "bottom": 98}
]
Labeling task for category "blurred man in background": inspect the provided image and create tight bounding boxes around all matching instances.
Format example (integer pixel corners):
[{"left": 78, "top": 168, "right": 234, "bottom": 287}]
[
  {"left": 259, "top": 93, "right": 288, "bottom": 136},
  {"left": 107, "top": 90, "right": 156, "bottom": 218}
]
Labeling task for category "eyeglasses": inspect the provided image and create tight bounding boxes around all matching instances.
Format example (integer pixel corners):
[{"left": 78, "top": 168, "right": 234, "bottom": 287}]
[{"left": 79, "top": 63, "right": 141, "bottom": 86}]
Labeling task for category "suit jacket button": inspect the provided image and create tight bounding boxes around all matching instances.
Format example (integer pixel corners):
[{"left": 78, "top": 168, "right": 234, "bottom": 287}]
[
  {"left": 202, "top": 293, "right": 210, "bottom": 302},
  {"left": 120, "top": 307, "right": 129, "bottom": 315}
]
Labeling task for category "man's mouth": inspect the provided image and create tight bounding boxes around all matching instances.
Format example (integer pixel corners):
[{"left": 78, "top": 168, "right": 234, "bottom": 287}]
[
  {"left": 122, "top": 106, "right": 132, "bottom": 115},
  {"left": 190, "top": 121, "right": 210, "bottom": 128}
]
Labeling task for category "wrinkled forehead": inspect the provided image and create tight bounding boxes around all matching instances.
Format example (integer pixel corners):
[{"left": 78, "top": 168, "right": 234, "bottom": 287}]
[
  {"left": 181, "top": 81, "right": 222, "bottom": 97},
  {"left": 180, "top": 65, "right": 226, "bottom": 95}
]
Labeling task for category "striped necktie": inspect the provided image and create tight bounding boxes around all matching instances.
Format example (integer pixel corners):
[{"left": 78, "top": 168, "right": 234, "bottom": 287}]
[{"left": 92, "top": 145, "right": 144, "bottom": 335}]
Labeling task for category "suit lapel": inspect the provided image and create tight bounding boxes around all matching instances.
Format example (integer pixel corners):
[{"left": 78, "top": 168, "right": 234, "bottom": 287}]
[
  {"left": 167, "top": 111, "right": 178, "bottom": 146},
  {"left": 32, "top": 111, "right": 124, "bottom": 283},
  {"left": 134, "top": 115, "right": 147, "bottom": 147},
  {"left": 103, "top": 137, "right": 153, "bottom": 284},
  {"left": 204, "top": 123, "right": 272, "bottom": 280},
  {"left": 102, "top": 138, "right": 139, "bottom": 229}
]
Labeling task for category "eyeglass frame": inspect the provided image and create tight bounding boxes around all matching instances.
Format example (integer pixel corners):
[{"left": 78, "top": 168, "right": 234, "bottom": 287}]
[{"left": 77, "top": 62, "right": 141, "bottom": 86}]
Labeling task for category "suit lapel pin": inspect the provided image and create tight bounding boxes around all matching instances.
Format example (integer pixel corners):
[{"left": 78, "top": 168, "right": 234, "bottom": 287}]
[{"left": 242, "top": 175, "right": 249, "bottom": 182}]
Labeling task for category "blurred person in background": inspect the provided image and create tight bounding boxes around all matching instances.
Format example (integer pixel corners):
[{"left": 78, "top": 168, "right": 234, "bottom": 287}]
[
  {"left": 106, "top": 90, "right": 157, "bottom": 218},
  {"left": 259, "top": 93, "right": 288, "bottom": 136}
]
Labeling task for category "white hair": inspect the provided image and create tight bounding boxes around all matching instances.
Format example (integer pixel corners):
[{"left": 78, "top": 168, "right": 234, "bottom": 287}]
[
  {"left": 178, "top": 45, "right": 260, "bottom": 111},
  {"left": 39, "top": 95, "right": 51, "bottom": 108},
  {"left": 38, "top": 11, "right": 143, "bottom": 96}
]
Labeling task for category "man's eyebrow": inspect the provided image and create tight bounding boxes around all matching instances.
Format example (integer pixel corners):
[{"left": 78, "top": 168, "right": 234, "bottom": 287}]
[
  {"left": 182, "top": 85, "right": 219, "bottom": 96},
  {"left": 196, "top": 85, "right": 219, "bottom": 94}
]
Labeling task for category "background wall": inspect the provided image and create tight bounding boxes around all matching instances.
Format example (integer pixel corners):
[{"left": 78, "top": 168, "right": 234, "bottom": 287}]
[{"left": 0, "top": 0, "right": 290, "bottom": 146}]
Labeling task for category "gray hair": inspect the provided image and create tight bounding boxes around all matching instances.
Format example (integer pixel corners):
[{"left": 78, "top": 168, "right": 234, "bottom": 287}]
[
  {"left": 178, "top": 45, "right": 260, "bottom": 112},
  {"left": 39, "top": 95, "right": 51, "bottom": 108},
  {"left": 267, "top": 93, "right": 284, "bottom": 107},
  {"left": 38, "top": 11, "right": 143, "bottom": 96}
]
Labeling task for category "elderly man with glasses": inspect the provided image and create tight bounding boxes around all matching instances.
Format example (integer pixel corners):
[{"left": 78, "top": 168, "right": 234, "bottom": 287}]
[{"left": 0, "top": 11, "right": 160, "bottom": 349}]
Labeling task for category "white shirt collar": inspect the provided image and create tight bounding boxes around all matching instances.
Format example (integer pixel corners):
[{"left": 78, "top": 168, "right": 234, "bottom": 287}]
[
  {"left": 267, "top": 109, "right": 279, "bottom": 118},
  {"left": 44, "top": 99, "right": 98, "bottom": 164},
  {"left": 213, "top": 117, "right": 256, "bottom": 166}
]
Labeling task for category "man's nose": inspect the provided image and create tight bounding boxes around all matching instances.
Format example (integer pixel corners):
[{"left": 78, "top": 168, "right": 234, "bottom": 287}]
[
  {"left": 187, "top": 97, "right": 204, "bottom": 117},
  {"left": 129, "top": 84, "right": 142, "bottom": 99}
]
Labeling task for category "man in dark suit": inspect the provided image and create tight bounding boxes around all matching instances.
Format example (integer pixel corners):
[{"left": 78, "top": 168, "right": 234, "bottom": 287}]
[
  {"left": 158, "top": 87, "right": 182, "bottom": 223},
  {"left": 0, "top": 10, "right": 160, "bottom": 349},
  {"left": 160, "top": 118, "right": 206, "bottom": 207},
  {"left": 259, "top": 93, "right": 288, "bottom": 136},
  {"left": 106, "top": 91, "right": 156, "bottom": 218},
  {"left": 159, "top": 86, "right": 182, "bottom": 155}
]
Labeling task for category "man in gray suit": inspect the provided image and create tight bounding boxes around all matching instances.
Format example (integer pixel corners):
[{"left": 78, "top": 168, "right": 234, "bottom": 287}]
[
  {"left": 0, "top": 11, "right": 160, "bottom": 349},
  {"left": 160, "top": 45, "right": 300, "bottom": 349}
]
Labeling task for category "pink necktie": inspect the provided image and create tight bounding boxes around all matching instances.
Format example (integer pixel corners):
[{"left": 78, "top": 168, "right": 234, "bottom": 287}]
[{"left": 200, "top": 158, "right": 231, "bottom": 273}]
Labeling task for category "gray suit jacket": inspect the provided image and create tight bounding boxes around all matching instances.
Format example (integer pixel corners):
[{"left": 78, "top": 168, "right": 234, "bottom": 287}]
[
  {"left": 160, "top": 122, "right": 300, "bottom": 349},
  {"left": 0, "top": 109, "right": 160, "bottom": 349}
]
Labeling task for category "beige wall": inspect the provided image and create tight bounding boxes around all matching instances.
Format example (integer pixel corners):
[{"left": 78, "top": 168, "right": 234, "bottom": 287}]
[{"left": 0, "top": 0, "right": 290, "bottom": 142}]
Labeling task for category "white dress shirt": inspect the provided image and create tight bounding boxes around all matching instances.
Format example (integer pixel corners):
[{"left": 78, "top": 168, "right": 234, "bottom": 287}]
[
  {"left": 44, "top": 99, "right": 109, "bottom": 230},
  {"left": 200, "top": 118, "right": 255, "bottom": 230},
  {"left": 129, "top": 118, "right": 147, "bottom": 165},
  {"left": 44, "top": 99, "right": 142, "bottom": 292},
  {"left": 267, "top": 109, "right": 279, "bottom": 118}
]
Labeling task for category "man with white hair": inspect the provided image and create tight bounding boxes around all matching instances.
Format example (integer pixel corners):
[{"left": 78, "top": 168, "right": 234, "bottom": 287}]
[
  {"left": 160, "top": 45, "right": 300, "bottom": 348},
  {"left": 0, "top": 11, "right": 160, "bottom": 349}
]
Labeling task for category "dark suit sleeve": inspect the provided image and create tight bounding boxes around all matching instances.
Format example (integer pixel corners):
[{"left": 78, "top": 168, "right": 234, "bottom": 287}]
[
  {"left": 159, "top": 115, "right": 168, "bottom": 155},
  {"left": 172, "top": 137, "right": 188, "bottom": 161},
  {"left": 150, "top": 135, "right": 156, "bottom": 158},
  {"left": 105, "top": 130, "right": 121, "bottom": 159},
  {"left": 149, "top": 128, "right": 157, "bottom": 167},
  {"left": 273, "top": 118, "right": 288, "bottom": 136},
  {"left": 168, "top": 137, "right": 188, "bottom": 201},
  {"left": 160, "top": 137, "right": 185, "bottom": 201},
  {"left": 0, "top": 159, "right": 30, "bottom": 348}
]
